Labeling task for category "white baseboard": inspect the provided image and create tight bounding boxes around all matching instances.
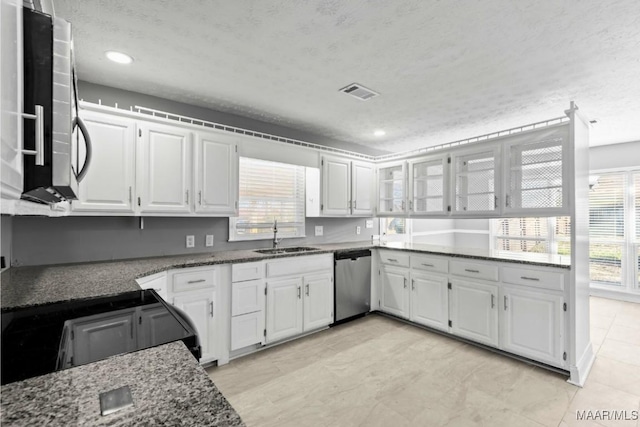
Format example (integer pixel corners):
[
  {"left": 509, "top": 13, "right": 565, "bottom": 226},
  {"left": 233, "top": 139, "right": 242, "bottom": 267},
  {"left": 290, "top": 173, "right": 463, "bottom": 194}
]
[
  {"left": 568, "top": 343, "right": 595, "bottom": 387},
  {"left": 590, "top": 287, "right": 640, "bottom": 303}
]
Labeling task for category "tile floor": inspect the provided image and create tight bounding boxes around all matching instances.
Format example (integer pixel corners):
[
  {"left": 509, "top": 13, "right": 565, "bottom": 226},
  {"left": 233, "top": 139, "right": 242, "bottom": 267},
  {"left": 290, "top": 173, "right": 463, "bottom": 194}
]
[{"left": 207, "top": 297, "right": 640, "bottom": 427}]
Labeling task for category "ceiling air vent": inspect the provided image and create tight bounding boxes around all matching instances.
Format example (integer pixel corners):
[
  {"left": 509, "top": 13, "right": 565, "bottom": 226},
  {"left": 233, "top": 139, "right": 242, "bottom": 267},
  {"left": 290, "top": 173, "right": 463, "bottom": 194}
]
[{"left": 339, "top": 83, "right": 379, "bottom": 101}]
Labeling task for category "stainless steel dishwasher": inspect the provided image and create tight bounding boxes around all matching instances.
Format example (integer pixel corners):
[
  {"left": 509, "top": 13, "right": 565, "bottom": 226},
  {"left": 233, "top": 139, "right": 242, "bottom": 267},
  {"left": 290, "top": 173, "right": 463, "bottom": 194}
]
[{"left": 334, "top": 249, "right": 371, "bottom": 324}]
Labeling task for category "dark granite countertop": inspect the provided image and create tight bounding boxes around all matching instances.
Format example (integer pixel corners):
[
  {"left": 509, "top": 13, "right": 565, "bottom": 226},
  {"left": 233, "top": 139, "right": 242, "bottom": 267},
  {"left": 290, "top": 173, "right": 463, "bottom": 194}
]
[
  {"left": 0, "top": 341, "right": 244, "bottom": 426},
  {"left": 378, "top": 242, "right": 571, "bottom": 269},
  {"left": 1, "top": 241, "right": 569, "bottom": 310}
]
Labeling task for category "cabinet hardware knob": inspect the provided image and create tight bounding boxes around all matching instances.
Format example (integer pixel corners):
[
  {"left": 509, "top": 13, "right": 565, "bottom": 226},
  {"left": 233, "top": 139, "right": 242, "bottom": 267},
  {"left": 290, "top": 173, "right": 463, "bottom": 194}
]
[
  {"left": 520, "top": 276, "right": 540, "bottom": 281},
  {"left": 198, "top": 191, "right": 202, "bottom": 205},
  {"left": 411, "top": 279, "right": 415, "bottom": 290},
  {"left": 297, "top": 286, "right": 301, "bottom": 299},
  {"left": 504, "top": 295, "right": 508, "bottom": 310},
  {"left": 422, "top": 263, "right": 434, "bottom": 267},
  {"left": 491, "top": 294, "right": 495, "bottom": 308},
  {"left": 187, "top": 279, "right": 206, "bottom": 284},
  {"left": 209, "top": 301, "right": 214, "bottom": 317},
  {"left": 404, "top": 277, "right": 407, "bottom": 288},
  {"left": 464, "top": 269, "right": 480, "bottom": 273},
  {"left": 128, "top": 187, "right": 132, "bottom": 203},
  {"left": 305, "top": 284, "right": 309, "bottom": 296},
  {"left": 185, "top": 190, "right": 189, "bottom": 204},
  {"left": 21, "top": 105, "right": 45, "bottom": 165}
]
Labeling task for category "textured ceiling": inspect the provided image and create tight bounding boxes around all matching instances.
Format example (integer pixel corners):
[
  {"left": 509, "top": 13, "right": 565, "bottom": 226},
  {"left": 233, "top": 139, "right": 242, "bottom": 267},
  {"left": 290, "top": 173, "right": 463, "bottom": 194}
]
[{"left": 54, "top": 0, "right": 640, "bottom": 154}]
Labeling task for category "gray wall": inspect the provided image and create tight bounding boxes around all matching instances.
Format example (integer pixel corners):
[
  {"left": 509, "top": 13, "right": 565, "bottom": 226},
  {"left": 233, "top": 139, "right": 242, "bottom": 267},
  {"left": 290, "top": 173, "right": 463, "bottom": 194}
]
[
  {"left": 589, "top": 140, "right": 640, "bottom": 171},
  {"left": 78, "top": 81, "right": 389, "bottom": 157},
  {"left": 10, "top": 216, "right": 376, "bottom": 266}
]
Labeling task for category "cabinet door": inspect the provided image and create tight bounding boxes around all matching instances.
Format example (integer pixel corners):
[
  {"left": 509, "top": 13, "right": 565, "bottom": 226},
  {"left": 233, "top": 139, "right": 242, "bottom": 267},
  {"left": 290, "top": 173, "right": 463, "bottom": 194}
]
[
  {"left": 70, "top": 310, "right": 136, "bottom": 367},
  {"left": 321, "top": 155, "right": 350, "bottom": 216},
  {"left": 378, "top": 162, "right": 406, "bottom": 215},
  {"left": 266, "top": 277, "right": 303, "bottom": 343},
  {"left": 410, "top": 271, "right": 448, "bottom": 331},
  {"left": 231, "top": 311, "right": 265, "bottom": 351},
  {"left": 409, "top": 155, "right": 448, "bottom": 216},
  {"left": 303, "top": 273, "right": 334, "bottom": 331},
  {"left": 173, "top": 289, "right": 217, "bottom": 362},
  {"left": 72, "top": 112, "right": 136, "bottom": 213},
  {"left": 500, "top": 286, "right": 565, "bottom": 367},
  {"left": 194, "top": 132, "right": 238, "bottom": 215},
  {"left": 0, "top": 0, "right": 23, "bottom": 200},
  {"left": 351, "top": 161, "right": 374, "bottom": 216},
  {"left": 451, "top": 146, "right": 501, "bottom": 216},
  {"left": 137, "top": 123, "right": 192, "bottom": 213},
  {"left": 450, "top": 279, "right": 498, "bottom": 347},
  {"left": 380, "top": 265, "right": 410, "bottom": 318},
  {"left": 504, "top": 133, "right": 568, "bottom": 215}
]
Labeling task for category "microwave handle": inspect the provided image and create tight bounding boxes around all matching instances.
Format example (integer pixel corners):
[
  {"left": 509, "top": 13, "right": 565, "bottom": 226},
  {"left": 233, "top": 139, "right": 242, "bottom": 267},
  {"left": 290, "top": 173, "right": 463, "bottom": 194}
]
[
  {"left": 73, "top": 115, "right": 92, "bottom": 183},
  {"left": 22, "top": 105, "right": 45, "bottom": 166}
]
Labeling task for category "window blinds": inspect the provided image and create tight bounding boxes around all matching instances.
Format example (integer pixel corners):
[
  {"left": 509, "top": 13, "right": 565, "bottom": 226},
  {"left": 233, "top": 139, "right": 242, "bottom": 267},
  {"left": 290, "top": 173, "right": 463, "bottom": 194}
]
[
  {"left": 229, "top": 157, "right": 305, "bottom": 241},
  {"left": 589, "top": 173, "right": 625, "bottom": 240}
]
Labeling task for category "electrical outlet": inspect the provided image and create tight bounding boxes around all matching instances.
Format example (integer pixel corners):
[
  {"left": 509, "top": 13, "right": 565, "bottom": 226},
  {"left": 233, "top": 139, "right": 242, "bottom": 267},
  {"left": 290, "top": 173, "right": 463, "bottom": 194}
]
[
  {"left": 315, "top": 226, "right": 323, "bottom": 236},
  {"left": 186, "top": 235, "right": 195, "bottom": 248},
  {"left": 205, "top": 235, "right": 214, "bottom": 247},
  {"left": 365, "top": 220, "right": 373, "bottom": 229},
  {"left": 356, "top": 226, "right": 361, "bottom": 235}
]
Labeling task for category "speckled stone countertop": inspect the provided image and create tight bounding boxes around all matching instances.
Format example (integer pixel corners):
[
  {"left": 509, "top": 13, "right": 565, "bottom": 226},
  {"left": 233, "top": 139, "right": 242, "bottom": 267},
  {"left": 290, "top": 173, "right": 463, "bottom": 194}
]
[
  {"left": 378, "top": 242, "right": 571, "bottom": 269},
  {"left": 1, "top": 241, "right": 569, "bottom": 310},
  {"left": 1, "top": 341, "right": 244, "bottom": 426}
]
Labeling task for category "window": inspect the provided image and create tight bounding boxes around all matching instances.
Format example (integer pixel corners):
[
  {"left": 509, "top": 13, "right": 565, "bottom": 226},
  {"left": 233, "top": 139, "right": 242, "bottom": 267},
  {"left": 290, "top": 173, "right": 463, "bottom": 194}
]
[
  {"left": 229, "top": 157, "right": 305, "bottom": 241},
  {"left": 492, "top": 217, "right": 570, "bottom": 255},
  {"left": 588, "top": 170, "right": 640, "bottom": 291}
]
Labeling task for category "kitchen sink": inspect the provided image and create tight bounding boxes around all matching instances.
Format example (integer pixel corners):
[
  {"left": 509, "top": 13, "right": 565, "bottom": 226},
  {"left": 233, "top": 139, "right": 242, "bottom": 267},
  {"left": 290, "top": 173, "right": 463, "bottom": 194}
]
[{"left": 254, "top": 246, "right": 319, "bottom": 255}]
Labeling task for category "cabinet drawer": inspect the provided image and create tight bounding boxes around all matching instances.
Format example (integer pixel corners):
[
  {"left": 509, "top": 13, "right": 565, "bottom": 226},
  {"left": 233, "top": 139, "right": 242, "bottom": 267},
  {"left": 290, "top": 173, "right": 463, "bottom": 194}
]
[
  {"left": 411, "top": 255, "right": 448, "bottom": 274},
  {"left": 450, "top": 260, "right": 499, "bottom": 282},
  {"left": 502, "top": 266, "right": 564, "bottom": 291},
  {"left": 232, "top": 279, "right": 265, "bottom": 316},
  {"left": 379, "top": 251, "right": 410, "bottom": 267},
  {"left": 266, "top": 254, "right": 333, "bottom": 278},
  {"left": 232, "top": 262, "right": 264, "bottom": 282},
  {"left": 172, "top": 268, "right": 216, "bottom": 293}
]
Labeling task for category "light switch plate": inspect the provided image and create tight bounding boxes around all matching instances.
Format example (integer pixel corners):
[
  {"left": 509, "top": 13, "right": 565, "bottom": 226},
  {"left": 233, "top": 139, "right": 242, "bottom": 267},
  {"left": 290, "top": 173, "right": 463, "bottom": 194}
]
[
  {"left": 365, "top": 220, "right": 373, "bottom": 229},
  {"left": 356, "top": 226, "right": 361, "bottom": 235},
  {"left": 315, "top": 226, "right": 323, "bottom": 236},
  {"left": 186, "top": 235, "right": 195, "bottom": 248},
  {"left": 205, "top": 235, "right": 214, "bottom": 247}
]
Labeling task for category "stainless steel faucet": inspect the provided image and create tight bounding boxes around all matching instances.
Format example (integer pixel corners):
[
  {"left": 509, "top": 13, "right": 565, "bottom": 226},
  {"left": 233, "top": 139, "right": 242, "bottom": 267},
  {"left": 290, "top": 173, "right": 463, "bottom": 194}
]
[{"left": 272, "top": 219, "right": 282, "bottom": 249}]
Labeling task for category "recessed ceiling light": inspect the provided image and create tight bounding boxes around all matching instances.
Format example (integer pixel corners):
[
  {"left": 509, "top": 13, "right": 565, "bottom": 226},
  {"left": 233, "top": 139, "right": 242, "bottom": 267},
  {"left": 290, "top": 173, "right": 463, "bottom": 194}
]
[
  {"left": 105, "top": 51, "right": 133, "bottom": 64},
  {"left": 374, "top": 130, "right": 386, "bottom": 137}
]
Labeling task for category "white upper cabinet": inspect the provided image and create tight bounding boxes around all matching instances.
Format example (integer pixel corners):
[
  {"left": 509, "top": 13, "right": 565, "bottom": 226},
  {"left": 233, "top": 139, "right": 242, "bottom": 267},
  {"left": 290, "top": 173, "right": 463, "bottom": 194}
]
[
  {"left": 378, "top": 161, "right": 407, "bottom": 216},
  {"left": 450, "top": 145, "right": 501, "bottom": 216},
  {"left": 351, "top": 161, "right": 375, "bottom": 216},
  {"left": 321, "top": 155, "right": 350, "bottom": 216},
  {"left": 320, "top": 155, "right": 374, "bottom": 217},
  {"left": 408, "top": 154, "right": 449, "bottom": 216},
  {"left": 137, "top": 122, "right": 192, "bottom": 214},
  {"left": 0, "top": 0, "right": 23, "bottom": 200},
  {"left": 503, "top": 131, "right": 568, "bottom": 216},
  {"left": 71, "top": 111, "right": 136, "bottom": 213},
  {"left": 194, "top": 131, "right": 238, "bottom": 215}
]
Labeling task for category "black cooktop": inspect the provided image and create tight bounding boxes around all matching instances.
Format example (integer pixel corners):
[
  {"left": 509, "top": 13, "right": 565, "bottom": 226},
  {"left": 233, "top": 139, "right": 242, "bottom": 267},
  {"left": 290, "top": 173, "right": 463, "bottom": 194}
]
[{"left": 1, "top": 290, "right": 200, "bottom": 385}]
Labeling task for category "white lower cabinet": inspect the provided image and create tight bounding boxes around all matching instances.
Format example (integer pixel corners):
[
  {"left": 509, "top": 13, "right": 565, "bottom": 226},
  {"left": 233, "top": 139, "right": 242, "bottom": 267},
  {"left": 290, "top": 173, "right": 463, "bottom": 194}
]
[
  {"left": 380, "top": 265, "right": 410, "bottom": 318},
  {"left": 266, "top": 277, "right": 304, "bottom": 343},
  {"left": 265, "top": 254, "right": 334, "bottom": 344},
  {"left": 302, "top": 273, "right": 334, "bottom": 331},
  {"left": 410, "top": 272, "right": 449, "bottom": 331},
  {"left": 167, "top": 266, "right": 220, "bottom": 365},
  {"left": 500, "top": 285, "right": 565, "bottom": 367},
  {"left": 173, "top": 289, "right": 218, "bottom": 363},
  {"left": 230, "top": 263, "right": 266, "bottom": 351},
  {"left": 449, "top": 279, "right": 499, "bottom": 347}
]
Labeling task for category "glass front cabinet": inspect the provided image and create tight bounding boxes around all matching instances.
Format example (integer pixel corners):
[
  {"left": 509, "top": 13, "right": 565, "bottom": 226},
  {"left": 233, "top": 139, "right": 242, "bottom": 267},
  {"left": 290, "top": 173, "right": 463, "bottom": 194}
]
[
  {"left": 377, "top": 161, "right": 407, "bottom": 215},
  {"left": 450, "top": 145, "right": 501, "bottom": 216},
  {"left": 503, "top": 128, "right": 568, "bottom": 216},
  {"left": 408, "top": 154, "right": 449, "bottom": 216}
]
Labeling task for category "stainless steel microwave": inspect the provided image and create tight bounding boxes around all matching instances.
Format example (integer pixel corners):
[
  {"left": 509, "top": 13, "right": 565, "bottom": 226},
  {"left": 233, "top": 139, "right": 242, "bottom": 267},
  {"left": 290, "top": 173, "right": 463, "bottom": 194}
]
[{"left": 21, "top": 7, "right": 91, "bottom": 204}]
